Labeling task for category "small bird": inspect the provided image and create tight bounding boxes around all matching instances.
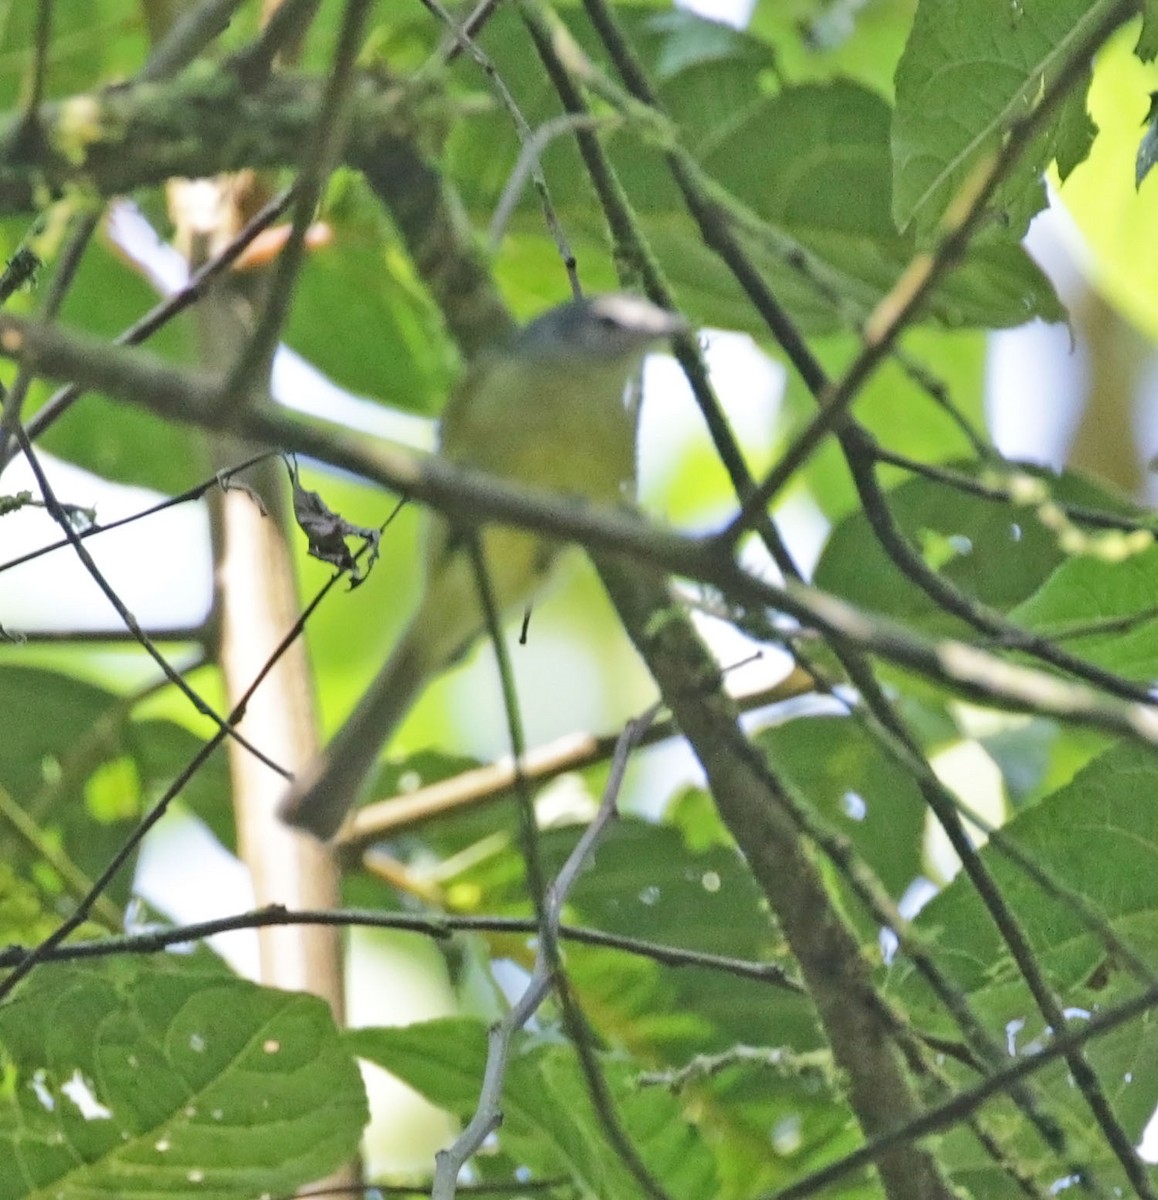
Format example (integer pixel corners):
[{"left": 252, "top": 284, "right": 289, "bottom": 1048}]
[{"left": 279, "top": 293, "right": 686, "bottom": 840}]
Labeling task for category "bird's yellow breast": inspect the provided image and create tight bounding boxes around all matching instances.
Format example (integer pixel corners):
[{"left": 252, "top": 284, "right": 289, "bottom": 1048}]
[
  {"left": 439, "top": 351, "right": 638, "bottom": 505},
  {"left": 409, "top": 346, "right": 643, "bottom": 665}
]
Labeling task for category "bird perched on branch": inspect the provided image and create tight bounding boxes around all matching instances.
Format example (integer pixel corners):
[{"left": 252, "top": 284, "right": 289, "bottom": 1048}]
[{"left": 279, "top": 293, "right": 686, "bottom": 840}]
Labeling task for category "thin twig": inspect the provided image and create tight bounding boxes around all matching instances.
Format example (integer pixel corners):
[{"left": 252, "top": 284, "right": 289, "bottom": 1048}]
[
  {"left": 139, "top": 0, "right": 249, "bottom": 82},
  {"left": 551, "top": 927, "right": 675, "bottom": 1200},
  {"left": 488, "top": 111, "right": 607, "bottom": 257},
  {"left": 231, "top": 0, "right": 322, "bottom": 87},
  {"left": 225, "top": 0, "right": 372, "bottom": 401},
  {"left": 431, "top": 707, "right": 657, "bottom": 1200},
  {"left": 0, "top": 208, "right": 100, "bottom": 461},
  {"left": 0, "top": 904, "right": 803, "bottom": 991},
  {"left": 870, "top": 444, "right": 1158, "bottom": 536},
  {"left": 339, "top": 671, "right": 815, "bottom": 849},
  {"left": 538, "top": 701, "right": 673, "bottom": 1200},
  {"left": 0, "top": 451, "right": 277, "bottom": 578},
  {"left": 0, "top": 624, "right": 209, "bottom": 644},
  {"left": 12, "top": 427, "right": 291, "bottom": 778},
  {"left": 293, "top": 1179, "right": 569, "bottom": 1199},
  {"left": 439, "top": 0, "right": 504, "bottom": 63},
  {"left": 420, "top": 0, "right": 580, "bottom": 290},
  {"left": 20, "top": 0, "right": 53, "bottom": 132},
  {"left": 466, "top": 532, "right": 549, "bottom": 916}
]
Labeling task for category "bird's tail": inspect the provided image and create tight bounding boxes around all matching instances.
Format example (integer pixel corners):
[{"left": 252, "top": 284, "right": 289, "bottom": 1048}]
[{"left": 278, "top": 628, "right": 431, "bottom": 841}]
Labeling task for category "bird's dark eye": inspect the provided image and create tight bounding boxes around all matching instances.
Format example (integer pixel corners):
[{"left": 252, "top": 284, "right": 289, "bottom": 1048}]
[{"left": 594, "top": 313, "right": 621, "bottom": 330}]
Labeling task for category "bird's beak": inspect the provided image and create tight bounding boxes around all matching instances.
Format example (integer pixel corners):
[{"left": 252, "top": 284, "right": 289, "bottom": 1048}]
[
  {"left": 608, "top": 294, "right": 688, "bottom": 341},
  {"left": 654, "top": 309, "right": 689, "bottom": 339}
]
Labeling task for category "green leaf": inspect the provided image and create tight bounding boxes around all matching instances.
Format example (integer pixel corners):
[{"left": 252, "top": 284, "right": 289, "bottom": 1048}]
[
  {"left": 903, "top": 740, "right": 1158, "bottom": 1004},
  {"left": 757, "top": 715, "right": 927, "bottom": 900},
  {"left": 891, "top": 741, "right": 1158, "bottom": 1185},
  {"left": 0, "top": 663, "right": 231, "bottom": 909},
  {"left": 437, "top": 815, "right": 816, "bottom": 1062},
  {"left": 1138, "top": 0, "right": 1158, "bottom": 61},
  {"left": 748, "top": 0, "right": 914, "bottom": 98},
  {"left": 697, "top": 80, "right": 1061, "bottom": 329},
  {"left": 1009, "top": 541, "right": 1158, "bottom": 680},
  {"left": 1056, "top": 23, "right": 1158, "bottom": 341},
  {"left": 454, "top": 7, "right": 1061, "bottom": 333},
  {"left": 33, "top": 228, "right": 203, "bottom": 493},
  {"left": 812, "top": 467, "right": 1119, "bottom": 634},
  {"left": 0, "top": 960, "right": 368, "bottom": 1200},
  {"left": 0, "top": 2, "right": 145, "bottom": 108},
  {"left": 349, "top": 1018, "right": 718, "bottom": 1198},
  {"left": 892, "top": 0, "right": 1109, "bottom": 240},
  {"left": 287, "top": 173, "right": 458, "bottom": 415}
]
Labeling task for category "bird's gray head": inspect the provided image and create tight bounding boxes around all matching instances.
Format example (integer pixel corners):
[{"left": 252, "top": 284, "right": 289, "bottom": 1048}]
[{"left": 515, "top": 293, "right": 686, "bottom": 363}]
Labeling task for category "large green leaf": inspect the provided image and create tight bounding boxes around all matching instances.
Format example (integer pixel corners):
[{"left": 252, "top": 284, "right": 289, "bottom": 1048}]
[
  {"left": 813, "top": 466, "right": 1135, "bottom": 633},
  {"left": 814, "top": 470, "right": 1057, "bottom": 633},
  {"left": 892, "top": 0, "right": 1106, "bottom": 240},
  {"left": 0, "top": 960, "right": 368, "bottom": 1200},
  {"left": 749, "top": 0, "right": 915, "bottom": 98},
  {"left": 1057, "top": 23, "right": 1158, "bottom": 342},
  {"left": 888, "top": 741, "right": 1158, "bottom": 1188},
  {"left": 0, "top": 663, "right": 230, "bottom": 911},
  {"left": 902, "top": 740, "right": 1158, "bottom": 1000},
  {"left": 1009, "top": 541, "right": 1158, "bottom": 680},
  {"left": 758, "top": 715, "right": 927, "bottom": 900},
  {"left": 0, "top": 2, "right": 145, "bottom": 107},
  {"left": 695, "top": 79, "right": 1060, "bottom": 329},
  {"left": 286, "top": 173, "right": 458, "bottom": 415},
  {"left": 349, "top": 1017, "right": 718, "bottom": 1198},
  {"left": 30, "top": 226, "right": 202, "bottom": 493},
  {"left": 451, "top": 6, "right": 1060, "bottom": 333}
]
